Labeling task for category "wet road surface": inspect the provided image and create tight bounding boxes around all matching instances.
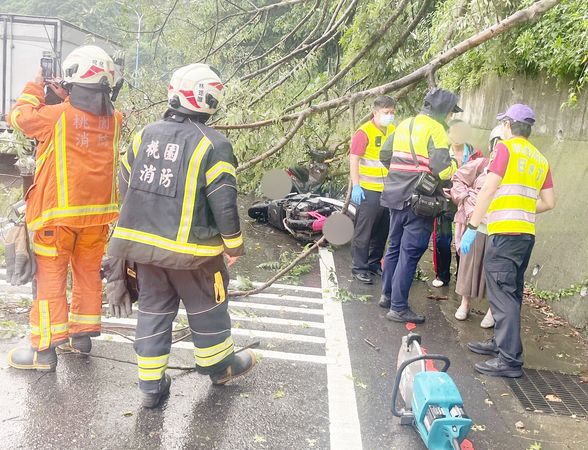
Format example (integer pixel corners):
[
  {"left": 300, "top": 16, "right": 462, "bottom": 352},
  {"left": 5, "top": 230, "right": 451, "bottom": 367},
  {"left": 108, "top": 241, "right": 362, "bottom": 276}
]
[{"left": 1, "top": 217, "right": 587, "bottom": 449}]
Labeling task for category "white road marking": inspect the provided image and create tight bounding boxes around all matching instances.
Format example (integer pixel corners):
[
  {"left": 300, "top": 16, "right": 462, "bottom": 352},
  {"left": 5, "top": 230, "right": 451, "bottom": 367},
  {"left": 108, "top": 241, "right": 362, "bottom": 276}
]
[
  {"left": 104, "top": 313, "right": 325, "bottom": 329},
  {"left": 101, "top": 317, "right": 326, "bottom": 344},
  {"left": 241, "top": 292, "right": 325, "bottom": 305},
  {"left": 230, "top": 280, "right": 323, "bottom": 294},
  {"left": 94, "top": 333, "right": 328, "bottom": 364},
  {"left": 102, "top": 303, "right": 324, "bottom": 317},
  {"left": 319, "top": 247, "right": 363, "bottom": 450}
]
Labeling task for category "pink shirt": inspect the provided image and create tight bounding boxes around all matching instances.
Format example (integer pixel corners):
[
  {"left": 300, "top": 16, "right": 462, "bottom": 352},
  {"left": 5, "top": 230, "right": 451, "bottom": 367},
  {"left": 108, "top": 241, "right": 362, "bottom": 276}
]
[{"left": 350, "top": 129, "right": 369, "bottom": 156}]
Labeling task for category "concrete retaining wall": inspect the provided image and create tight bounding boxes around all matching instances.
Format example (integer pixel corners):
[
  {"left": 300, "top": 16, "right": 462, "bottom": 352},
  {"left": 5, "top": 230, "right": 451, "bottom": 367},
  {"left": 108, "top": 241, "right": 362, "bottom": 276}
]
[
  {"left": 459, "top": 73, "right": 588, "bottom": 141},
  {"left": 459, "top": 74, "right": 588, "bottom": 329}
]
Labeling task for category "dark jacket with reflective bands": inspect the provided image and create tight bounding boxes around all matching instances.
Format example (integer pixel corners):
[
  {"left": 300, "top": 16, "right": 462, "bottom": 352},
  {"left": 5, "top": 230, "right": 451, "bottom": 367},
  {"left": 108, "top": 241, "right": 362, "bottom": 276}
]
[
  {"left": 379, "top": 114, "right": 457, "bottom": 210},
  {"left": 108, "top": 113, "right": 244, "bottom": 269}
]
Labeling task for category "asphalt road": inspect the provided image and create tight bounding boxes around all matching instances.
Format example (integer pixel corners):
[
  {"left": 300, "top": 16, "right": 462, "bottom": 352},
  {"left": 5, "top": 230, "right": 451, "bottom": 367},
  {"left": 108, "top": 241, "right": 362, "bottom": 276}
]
[{"left": 0, "top": 217, "right": 586, "bottom": 449}]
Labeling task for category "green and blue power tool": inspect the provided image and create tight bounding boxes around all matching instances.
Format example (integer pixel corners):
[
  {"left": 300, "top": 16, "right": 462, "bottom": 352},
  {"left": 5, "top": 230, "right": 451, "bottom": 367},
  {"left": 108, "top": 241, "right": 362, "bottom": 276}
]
[{"left": 391, "top": 333, "right": 473, "bottom": 450}]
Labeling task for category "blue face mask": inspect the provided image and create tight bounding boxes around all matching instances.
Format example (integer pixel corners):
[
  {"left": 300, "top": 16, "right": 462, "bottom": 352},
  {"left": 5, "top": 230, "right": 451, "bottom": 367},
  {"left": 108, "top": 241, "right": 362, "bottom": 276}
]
[{"left": 378, "top": 113, "right": 395, "bottom": 127}]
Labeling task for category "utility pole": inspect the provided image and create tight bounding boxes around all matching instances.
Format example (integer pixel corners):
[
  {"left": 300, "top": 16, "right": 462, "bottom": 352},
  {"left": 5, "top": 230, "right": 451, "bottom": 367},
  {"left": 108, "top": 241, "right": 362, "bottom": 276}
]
[{"left": 114, "top": 1, "right": 143, "bottom": 83}]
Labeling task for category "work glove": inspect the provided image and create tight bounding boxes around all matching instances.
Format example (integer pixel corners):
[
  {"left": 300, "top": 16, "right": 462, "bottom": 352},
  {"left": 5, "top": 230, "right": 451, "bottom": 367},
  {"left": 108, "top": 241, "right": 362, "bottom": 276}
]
[
  {"left": 104, "top": 257, "right": 133, "bottom": 319},
  {"left": 351, "top": 185, "right": 365, "bottom": 205},
  {"left": 10, "top": 225, "right": 34, "bottom": 285},
  {"left": 460, "top": 228, "right": 477, "bottom": 255}
]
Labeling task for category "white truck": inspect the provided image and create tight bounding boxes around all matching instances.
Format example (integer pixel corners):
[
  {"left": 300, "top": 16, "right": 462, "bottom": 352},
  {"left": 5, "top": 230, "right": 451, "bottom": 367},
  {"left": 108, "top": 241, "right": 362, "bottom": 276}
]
[
  {"left": 0, "top": 13, "right": 122, "bottom": 124},
  {"left": 0, "top": 14, "right": 122, "bottom": 175}
]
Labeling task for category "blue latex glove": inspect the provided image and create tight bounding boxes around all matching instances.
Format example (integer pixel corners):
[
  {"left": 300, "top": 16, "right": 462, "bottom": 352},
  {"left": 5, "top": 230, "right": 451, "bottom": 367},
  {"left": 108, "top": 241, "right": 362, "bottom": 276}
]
[
  {"left": 460, "top": 228, "right": 478, "bottom": 255},
  {"left": 351, "top": 185, "right": 365, "bottom": 205}
]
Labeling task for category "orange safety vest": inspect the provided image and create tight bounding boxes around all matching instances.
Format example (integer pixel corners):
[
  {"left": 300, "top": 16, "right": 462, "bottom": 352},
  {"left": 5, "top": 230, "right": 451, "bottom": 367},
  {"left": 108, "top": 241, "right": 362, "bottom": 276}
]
[
  {"left": 487, "top": 137, "right": 549, "bottom": 235},
  {"left": 357, "top": 120, "right": 394, "bottom": 192},
  {"left": 9, "top": 82, "right": 121, "bottom": 231}
]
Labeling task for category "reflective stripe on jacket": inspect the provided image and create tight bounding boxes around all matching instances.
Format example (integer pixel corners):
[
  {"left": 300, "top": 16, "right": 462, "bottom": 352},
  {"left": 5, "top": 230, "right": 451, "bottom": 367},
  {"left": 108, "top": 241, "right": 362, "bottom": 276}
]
[
  {"left": 487, "top": 137, "right": 549, "bottom": 235},
  {"left": 357, "top": 120, "right": 394, "bottom": 192},
  {"left": 108, "top": 113, "right": 244, "bottom": 270},
  {"left": 9, "top": 82, "right": 121, "bottom": 231},
  {"left": 380, "top": 114, "right": 457, "bottom": 210}
]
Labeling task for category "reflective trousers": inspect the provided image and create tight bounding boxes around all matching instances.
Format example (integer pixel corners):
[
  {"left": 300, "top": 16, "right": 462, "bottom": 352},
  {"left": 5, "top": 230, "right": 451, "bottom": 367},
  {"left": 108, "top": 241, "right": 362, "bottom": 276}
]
[
  {"left": 485, "top": 234, "right": 534, "bottom": 367},
  {"left": 351, "top": 189, "right": 389, "bottom": 274},
  {"left": 382, "top": 205, "right": 433, "bottom": 311},
  {"left": 134, "top": 256, "right": 234, "bottom": 393},
  {"left": 30, "top": 225, "right": 108, "bottom": 350}
]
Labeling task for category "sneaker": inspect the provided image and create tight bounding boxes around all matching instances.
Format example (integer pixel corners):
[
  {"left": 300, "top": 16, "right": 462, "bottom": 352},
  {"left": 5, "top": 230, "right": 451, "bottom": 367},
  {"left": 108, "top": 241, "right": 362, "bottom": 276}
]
[
  {"left": 475, "top": 358, "right": 522, "bottom": 378},
  {"left": 352, "top": 272, "right": 373, "bottom": 284},
  {"left": 386, "top": 308, "right": 425, "bottom": 324},
  {"left": 7, "top": 346, "right": 57, "bottom": 372},
  {"left": 378, "top": 295, "right": 391, "bottom": 309},
  {"left": 210, "top": 349, "right": 257, "bottom": 385},
  {"left": 432, "top": 278, "right": 445, "bottom": 288},
  {"left": 480, "top": 310, "right": 495, "bottom": 329},
  {"left": 454, "top": 305, "right": 469, "bottom": 321},
  {"left": 140, "top": 374, "right": 172, "bottom": 409},
  {"left": 467, "top": 338, "right": 499, "bottom": 356}
]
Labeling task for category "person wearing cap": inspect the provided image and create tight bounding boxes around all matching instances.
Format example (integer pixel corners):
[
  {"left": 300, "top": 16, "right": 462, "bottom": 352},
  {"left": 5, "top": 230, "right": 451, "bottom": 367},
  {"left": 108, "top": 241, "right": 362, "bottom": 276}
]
[
  {"left": 461, "top": 104, "right": 555, "bottom": 378},
  {"left": 378, "top": 88, "right": 460, "bottom": 324},
  {"left": 350, "top": 96, "right": 396, "bottom": 284}
]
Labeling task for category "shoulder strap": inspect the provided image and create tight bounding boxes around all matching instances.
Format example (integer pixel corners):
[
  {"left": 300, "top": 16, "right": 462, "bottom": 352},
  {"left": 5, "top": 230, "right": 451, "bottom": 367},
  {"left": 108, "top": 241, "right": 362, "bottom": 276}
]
[{"left": 408, "top": 118, "right": 419, "bottom": 168}]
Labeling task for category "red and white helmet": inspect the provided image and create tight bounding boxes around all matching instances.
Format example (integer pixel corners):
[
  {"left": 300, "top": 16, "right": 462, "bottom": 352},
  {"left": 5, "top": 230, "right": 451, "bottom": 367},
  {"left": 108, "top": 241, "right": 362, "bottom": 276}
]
[
  {"left": 62, "top": 45, "right": 115, "bottom": 87},
  {"left": 168, "top": 64, "right": 224, "bottom": 115}
]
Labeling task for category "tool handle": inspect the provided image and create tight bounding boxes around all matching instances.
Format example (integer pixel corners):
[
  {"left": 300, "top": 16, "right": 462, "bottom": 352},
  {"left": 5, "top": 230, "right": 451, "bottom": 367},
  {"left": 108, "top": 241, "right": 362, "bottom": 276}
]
[{"left": 391, "top": 354, "right": 451, "bottom": 417}]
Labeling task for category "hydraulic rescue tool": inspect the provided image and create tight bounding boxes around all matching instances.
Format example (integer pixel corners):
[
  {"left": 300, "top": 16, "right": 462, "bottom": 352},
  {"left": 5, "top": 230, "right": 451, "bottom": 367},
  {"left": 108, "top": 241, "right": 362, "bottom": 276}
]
[{"left": 391, "top": 333, "right": 473, "bottom": 450}]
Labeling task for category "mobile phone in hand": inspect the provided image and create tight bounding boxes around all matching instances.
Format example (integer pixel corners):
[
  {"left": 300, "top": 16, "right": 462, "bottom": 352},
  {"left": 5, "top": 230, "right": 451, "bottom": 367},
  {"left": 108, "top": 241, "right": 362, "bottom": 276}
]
[{"left": 40, "top": 57, "right": 54, "bottom": 81}]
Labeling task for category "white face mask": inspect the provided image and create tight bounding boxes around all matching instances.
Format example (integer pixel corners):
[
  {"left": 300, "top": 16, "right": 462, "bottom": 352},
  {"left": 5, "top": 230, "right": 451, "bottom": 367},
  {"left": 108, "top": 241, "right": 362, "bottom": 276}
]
[{"left": 378, "top": 113, "right": 395, "bottom": 127}]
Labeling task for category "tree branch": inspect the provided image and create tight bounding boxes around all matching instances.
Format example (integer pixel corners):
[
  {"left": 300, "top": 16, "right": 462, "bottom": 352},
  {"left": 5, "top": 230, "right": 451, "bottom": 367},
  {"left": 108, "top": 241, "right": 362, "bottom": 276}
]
[
  {"left": 217, "top": 0, "right": 561, "bottom": 134},
  {"left": 241, "top": 0, "right": 359, "bottom": 81}
]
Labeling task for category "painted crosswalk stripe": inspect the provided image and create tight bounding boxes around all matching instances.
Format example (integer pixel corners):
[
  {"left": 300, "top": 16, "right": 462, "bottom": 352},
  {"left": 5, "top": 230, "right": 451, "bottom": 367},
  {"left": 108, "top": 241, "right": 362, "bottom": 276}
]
[
  {"left": 95, "top": 333, "right": 328, "bottom": 364},
  {"left": 101, "top": 316, "right": 325, "bottom": 344},
  {"left": 241, "top": 292, "right": 325, "bottom": 305},
  {"left": 230, "top": 280, "right": 323, "bottom": 294}
]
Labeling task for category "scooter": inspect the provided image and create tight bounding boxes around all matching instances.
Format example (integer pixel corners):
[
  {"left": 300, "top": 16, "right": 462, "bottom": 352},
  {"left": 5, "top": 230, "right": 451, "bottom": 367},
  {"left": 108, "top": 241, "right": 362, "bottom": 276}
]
[
  {"left": 248, "top": 146, "right": 354, "bottom": 243},
  {"left": 391, "top": 333, "right": 473, "bottom": 450},
  {"left": 248, "top": 193, "right": 355, "bottom": 243}
]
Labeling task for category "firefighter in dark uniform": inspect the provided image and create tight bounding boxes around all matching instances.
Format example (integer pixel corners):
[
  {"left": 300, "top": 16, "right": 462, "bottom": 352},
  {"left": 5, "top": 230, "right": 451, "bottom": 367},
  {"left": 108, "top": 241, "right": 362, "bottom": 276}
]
[
  {"left": 378, "top": 88, "right": 460, "bottom": 324},
  {"left": 106, "top": 64, "right": 256, "bottom": 408}
]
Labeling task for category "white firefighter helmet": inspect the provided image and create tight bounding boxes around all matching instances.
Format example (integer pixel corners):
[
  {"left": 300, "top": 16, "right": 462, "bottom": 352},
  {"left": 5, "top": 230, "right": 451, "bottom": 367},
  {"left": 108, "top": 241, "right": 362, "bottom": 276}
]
[
  {"left": 168, "top": 64, "right": 224, "bottom": 115},
  {"left": 62, "top": 45, "right": 115, "bottom": 87}
]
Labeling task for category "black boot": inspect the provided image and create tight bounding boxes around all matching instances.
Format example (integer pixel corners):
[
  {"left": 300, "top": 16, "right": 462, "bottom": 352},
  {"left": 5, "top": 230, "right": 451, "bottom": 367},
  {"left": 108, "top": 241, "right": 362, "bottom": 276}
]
[
  {"left": 59, "top": 335, "right": 92, "bottom": 354},
  {"left": 210, "top": 349, "right": 257, "bottom": 386},
  {"left": 7, "top": 346, "right": 57, "bottom": 372},
  {"left": 467, "top": 338, "right": 499, "bottom": 356},
  {"left": 386, "top": 308, "right": 425, "bottom": 324},
  {"left": 140, "top": 374, "right": 172, "bottom": 408}
]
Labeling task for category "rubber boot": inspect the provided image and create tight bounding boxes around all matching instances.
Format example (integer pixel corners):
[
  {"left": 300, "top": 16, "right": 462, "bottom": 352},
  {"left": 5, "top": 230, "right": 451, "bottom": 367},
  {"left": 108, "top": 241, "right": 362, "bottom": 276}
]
[
  {"left": 140, "top": 374, "right": 172, "bottom": 409},
  {"left": 7, "top": 346, "right": 57, "bottom": 372},
  {"left": 210, "top": 349, "right": 257, "bottom": 385},
  {"left": 57, "top": 335, "right": 92, "bottom": 354}
]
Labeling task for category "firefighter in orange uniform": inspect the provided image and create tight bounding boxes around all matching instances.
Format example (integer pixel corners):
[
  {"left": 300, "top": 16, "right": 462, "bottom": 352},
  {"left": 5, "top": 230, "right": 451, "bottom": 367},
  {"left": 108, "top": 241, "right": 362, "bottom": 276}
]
[{"left": 7, "top": 45, "right": 122, "bottom": 371}]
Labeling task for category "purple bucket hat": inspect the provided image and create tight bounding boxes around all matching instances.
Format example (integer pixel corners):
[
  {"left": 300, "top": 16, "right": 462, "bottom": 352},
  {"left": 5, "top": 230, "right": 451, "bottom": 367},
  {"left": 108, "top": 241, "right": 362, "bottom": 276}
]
[{"left": 496, "top": 104, "right": 535, "bottom": 125}]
